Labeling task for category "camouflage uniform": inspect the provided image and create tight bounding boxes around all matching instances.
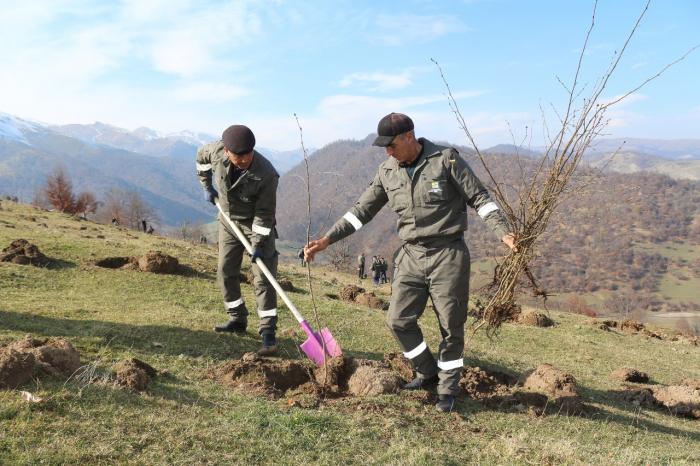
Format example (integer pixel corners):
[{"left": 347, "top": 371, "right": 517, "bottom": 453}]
[
  {"left": 196, "top": 141, "right": 279, "bottom": 335},
  {"left": 324, "top": 138, "right": 510, "bottom": 395}
]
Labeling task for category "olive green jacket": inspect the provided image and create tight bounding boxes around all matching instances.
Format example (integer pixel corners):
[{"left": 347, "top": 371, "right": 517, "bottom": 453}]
[
  {"left": 325, "top": 138, "right": 510, "bottom": 247},
  {"left": 196, "top": 141, "right": 279, "bottom": 250}
]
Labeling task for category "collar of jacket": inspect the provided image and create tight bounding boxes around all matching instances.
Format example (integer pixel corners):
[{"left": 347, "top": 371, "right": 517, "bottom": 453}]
[
  {"left": 223, "top": 150, "right": 263, "bottom": 187},
  {"left": 383, "top": 138, "right": 443, "bottom": 172}
]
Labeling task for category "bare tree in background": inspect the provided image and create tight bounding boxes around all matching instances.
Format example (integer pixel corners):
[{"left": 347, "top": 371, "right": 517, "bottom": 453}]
[
  {"left": 604, "top": 289, "right": 650, "bottom": 319},
  {"left": 99, "top": 186, "right": 157, "bottom": 230},
  {"left": 100, "top": 186, "right": 128, "bottom": 225},
  {"left": 325, "top": 237, "right": 352, "bottom": 271},
  {"left": 124, "top": 190, "right": 157, "bottom": 230},
  {"left": 75, "top": 190, "right": 100, "bottom": 219}
]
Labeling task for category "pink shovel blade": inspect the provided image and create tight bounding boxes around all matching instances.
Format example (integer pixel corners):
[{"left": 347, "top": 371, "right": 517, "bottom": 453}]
[{"left": 300, "top": 328, "right": 342, "bottom": 366}]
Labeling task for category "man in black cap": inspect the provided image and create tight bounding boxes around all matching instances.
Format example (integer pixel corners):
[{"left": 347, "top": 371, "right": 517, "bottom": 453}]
[
  {"left": 304, "top": 113, "right": 516, "bottom": 412},
  {"left": 196, "top": 125, "right": 280, "bottom": 356}
]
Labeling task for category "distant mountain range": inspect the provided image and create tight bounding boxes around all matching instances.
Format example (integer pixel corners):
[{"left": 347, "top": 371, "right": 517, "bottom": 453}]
[
  {"left": 0, "top": 111, "right": 313, "bottom": 227},
  {"left": 1, "top": 109, "right": 698, "bottom": 227}
]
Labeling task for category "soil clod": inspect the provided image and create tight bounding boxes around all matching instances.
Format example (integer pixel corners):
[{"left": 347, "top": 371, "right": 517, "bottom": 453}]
[
  {"left": 115, "top": 358, "right": 158, "bottom": 392},
  {"left": 0, "top": 239, "right": 50, "bottom": 266},
  {"left": 611, "top": 367, "right": 650, "bottom": 383},
  {"left": 516, "top": 309, "right": 553, "bottom": 327}
]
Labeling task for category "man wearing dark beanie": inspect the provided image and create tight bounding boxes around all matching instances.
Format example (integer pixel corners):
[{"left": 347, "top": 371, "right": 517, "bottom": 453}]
[{"left": 196, "top": 124, "right": 281, "bottom": 356}]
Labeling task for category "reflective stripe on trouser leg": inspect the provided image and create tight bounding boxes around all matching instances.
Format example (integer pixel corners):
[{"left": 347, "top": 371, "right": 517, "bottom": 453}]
[
  {"left": 385, "top": 244, "right": 438, "bottom": 379},
  {"left": 428, "top": 240, "right": 470, "bottom": 396},
  {"left": 218, "top": 221, "right": 246, "bottom": 322},
  {"left": 250, "top": 228, "right": 278, "bottom": 335}
]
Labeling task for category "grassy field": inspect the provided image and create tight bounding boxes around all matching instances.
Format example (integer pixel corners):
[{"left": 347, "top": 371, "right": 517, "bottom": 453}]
[{"left": 1, "top": 203, "right": 699, "bottom": 465}]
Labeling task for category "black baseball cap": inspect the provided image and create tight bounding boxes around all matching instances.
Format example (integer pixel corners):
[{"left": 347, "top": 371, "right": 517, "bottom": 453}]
[
  {"left": 372, "top": 113, "right": 414, "bottom": 147},
  {"left": 222, "top": 125, "right": 256, "bottom": 155}
]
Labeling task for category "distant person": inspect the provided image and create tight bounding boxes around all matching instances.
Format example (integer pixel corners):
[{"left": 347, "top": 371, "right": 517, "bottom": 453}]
[
  {"left": 357, "top": 252, "right": 365, "bottom": 279},
  {"left": 111, "top": 217, "right": 119, "bottom": 226},
  {"left": 196, "top": 124, "right": 280, "bottom": 356},
  {"left": 380, "top": 256, "right": 388, "bottom": 283},
  {"left": 147, "top": 225, "right": 154, "bottom": 234},
  {"left": 304, "top": 112, "right": 516, "bottom": 413},
  {"left": 371, "top": 255, "right": 381, "bottom": 287},
  {"left": 141, "top": 219, "right": 147, "bottom": 232},
  {"left": 298, "top": 248, "right": 306, "bottom": 267},
  {"left": 200, "top": 234, "right": 207, "bottom": 244}
]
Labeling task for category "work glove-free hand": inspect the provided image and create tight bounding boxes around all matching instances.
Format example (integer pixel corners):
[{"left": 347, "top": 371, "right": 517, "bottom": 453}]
[
  {"left": 250, "top": 249, "right": 265, "bottom": 262},
  {"left": 203, "top": 186, "right": 218, "bottom": 205}
]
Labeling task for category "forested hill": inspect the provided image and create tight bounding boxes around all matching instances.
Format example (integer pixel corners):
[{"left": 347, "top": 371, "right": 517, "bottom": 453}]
[{"left": 277, "top": 135, "right": 700, "bottom": 304}]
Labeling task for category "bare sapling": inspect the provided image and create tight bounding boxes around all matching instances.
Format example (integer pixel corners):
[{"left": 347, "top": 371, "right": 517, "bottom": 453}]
[{"left": 433, "top": 0, "right": 698, "bottom": 339}]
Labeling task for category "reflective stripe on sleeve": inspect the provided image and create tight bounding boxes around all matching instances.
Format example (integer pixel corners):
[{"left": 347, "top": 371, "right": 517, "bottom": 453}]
[
  {"left": 224, "top": 298, "right": 244, "bottom": 309},
  {"left": 437, "top": 358, "right": 464, "bottom": 371},
  {"left": 477, "top": 202, "right": 499, "bottom": 219},
  {"left": 252, "top": 224, "right": 272, "bottom": 236},
  {"left": 403, "top": 341, "right": 428, "bottom": 359},
  {"left": 196, "top": 163, "right": 212, "bottom": 172},
  {"left": 257, "top": 308, "right": 278, "bottom": 318},
  {"left": 343, "top": 212, "right": 363, "bottom": 231}
]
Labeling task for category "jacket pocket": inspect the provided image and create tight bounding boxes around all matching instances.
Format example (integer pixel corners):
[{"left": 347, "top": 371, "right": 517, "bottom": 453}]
[
  {"left": 425, "top": 179, "right": 449, "bottom": 203},
  {"left": 385, "top": 182, "right": 408, "bottom": 213}
]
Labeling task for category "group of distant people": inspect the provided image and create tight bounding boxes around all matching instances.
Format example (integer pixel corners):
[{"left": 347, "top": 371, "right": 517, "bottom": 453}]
[
  {"left": 357, "top": 252, "right": 389, "bottom": 286},
  {"left": 111, "top": 217, "right": 154, "bottom": 234},
  {"left": 5, "top": 196, "right": 19, "bottom": 202}
]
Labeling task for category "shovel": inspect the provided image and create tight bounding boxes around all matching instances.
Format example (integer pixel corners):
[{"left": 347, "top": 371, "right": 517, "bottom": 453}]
[{"left": 215, "top": 201, "right": 342, "bottom": 366}]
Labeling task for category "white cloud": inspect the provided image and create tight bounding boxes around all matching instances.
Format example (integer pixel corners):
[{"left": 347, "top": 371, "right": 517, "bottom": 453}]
[
  {"left": 172, "top": 82, "right": 251, "bottom": 102},
  {"left": 632, "top": 62, "right": 649, "bottom": 69},
  {"left": 339, "top": 71, "right": 413, "bottom": 91},
  {"left": 369, "top": 14, "right": 468, "bottom": 46}
]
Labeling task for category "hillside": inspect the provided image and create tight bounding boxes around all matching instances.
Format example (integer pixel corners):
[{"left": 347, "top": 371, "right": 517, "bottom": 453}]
[
  {"left": 277, "top": 136, "right": 700, "bottom": 315},
  {"left": 1, "top": 202, "right": 699, "bottom": 464}
]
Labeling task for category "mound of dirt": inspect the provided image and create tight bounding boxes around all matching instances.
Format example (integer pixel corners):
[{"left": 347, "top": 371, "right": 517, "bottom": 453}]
[
  {"left": 355, "top": 293, "right": 385, "bottom": 310},
  {"left": 459, "top": 366, "right": 514, "bottom": 403},
  {"left": 519, "top": 363, "right": 584, "bottom": 415},
  {"left": 516, "top": 309, "right": 553, "bottom": 327},
  {"left": 0, "top": 348, "right": 35, "bottom": 389},
  {"left": 212, "top": 355, "right": 402, "bottom": 399},
  {"left": 344, "top": 359, "right": 401, "bottom": 396},
  {"left": 0, "top": 239, "right": 50, "bottom": 266},
  {"left": 138, "top": 251, "right": 179, "bottom": 274},
  {"left": 9, "top": 335, "right": 82, "bottom": 376},
  {"left": 339, "top": 285, "right": 365, "bottom": 302},
  {"left": 615, "top": 384, "right": 700, "bottom": 420},
  {"left": 278, "top": 278, "right": 295, "bottom": 292},
  {"left": 594, "top": 319, "right": 667, "bottom": 341},
  {"left": 115, "top": 358, "right": 159, "bottom": 392},
  {"left": 678, "top": 378, "right": 700, "bottom": 390},
  {"left": 95, "top": 251, "right": 180, "bottom": 274},
  {"left": 212, "top": 358, "right": 312, "bottom": 398},
  {"left": 383, "top": 352, "right": 415, "bottom": 382},
  {"left": 611, "top": 367, "right": 650, "bottom": 383},
  {"left": 0, "top": 335, "right": 83, "bottom": 389},
  {"left": 652, "top": 386, "right": 700, "bottom": 419}
]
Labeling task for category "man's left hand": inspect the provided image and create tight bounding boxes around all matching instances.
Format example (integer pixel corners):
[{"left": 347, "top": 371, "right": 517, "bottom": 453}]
[
  {"left": 502, "top": 233, "right": 518, "bottom": 252},
  {"left": 250, "top": 249, "right": 264, "bottom": 262}
]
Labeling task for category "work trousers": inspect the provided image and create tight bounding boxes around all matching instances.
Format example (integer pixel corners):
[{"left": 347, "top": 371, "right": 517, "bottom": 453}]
[
  {"left": 217, "top": 220, "right": 278, "bottom": 335},
  {"left": 386, "top": 239, "right": 470, "bottom": 396}
]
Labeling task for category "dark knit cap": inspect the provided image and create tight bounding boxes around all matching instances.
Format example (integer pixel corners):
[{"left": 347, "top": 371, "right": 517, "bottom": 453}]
[
  {"left": 372, "top": 113, "right": 414, "bottom": 147},
  {"left": 222, "top": 125, "right": 256, "bottom": 155}
]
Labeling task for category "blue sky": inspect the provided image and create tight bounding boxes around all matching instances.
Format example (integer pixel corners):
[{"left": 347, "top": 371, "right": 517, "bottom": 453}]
[{"left": 1, "top": 0, "right": 698, "bottom": 150}]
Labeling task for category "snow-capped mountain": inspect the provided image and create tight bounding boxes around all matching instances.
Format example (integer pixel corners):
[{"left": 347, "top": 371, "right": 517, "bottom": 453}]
[{"left": 0, "top": 112, "right": 45, "bottom": 146}]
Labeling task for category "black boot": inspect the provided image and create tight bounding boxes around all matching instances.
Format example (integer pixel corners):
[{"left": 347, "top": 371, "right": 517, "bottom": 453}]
[
  {"left": 435, "top": 394, "right": 455, "bottom": 413},
  {"left": 257, "top": 333, "right": 278, "bottom": 356},
  {"left": 401, "top": 374, "right": 439, "bottom": 391},
  {"left": 213, "top": 320, "right": 247, "bottom": 333}
]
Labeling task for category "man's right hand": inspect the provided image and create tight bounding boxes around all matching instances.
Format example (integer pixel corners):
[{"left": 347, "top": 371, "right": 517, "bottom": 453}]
[
  {"left": 304, "top": 236, "right": 331, "bottom": 263},
  {"left": 203, "top": 186, "right": 218, "bottom": 205}
]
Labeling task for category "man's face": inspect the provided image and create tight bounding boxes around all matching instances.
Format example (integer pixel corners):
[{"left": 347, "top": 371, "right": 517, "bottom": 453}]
[
  {"left": 385, "top": 133, "right": 416, "bottom": 164},
  {"left": 225, "top": 148, "right": 254, "bottom": 170}
]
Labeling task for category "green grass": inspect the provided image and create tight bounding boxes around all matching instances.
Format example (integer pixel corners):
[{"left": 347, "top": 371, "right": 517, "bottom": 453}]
[{"left": 1, "top": 204, "right": 700, "bottom": 465}]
